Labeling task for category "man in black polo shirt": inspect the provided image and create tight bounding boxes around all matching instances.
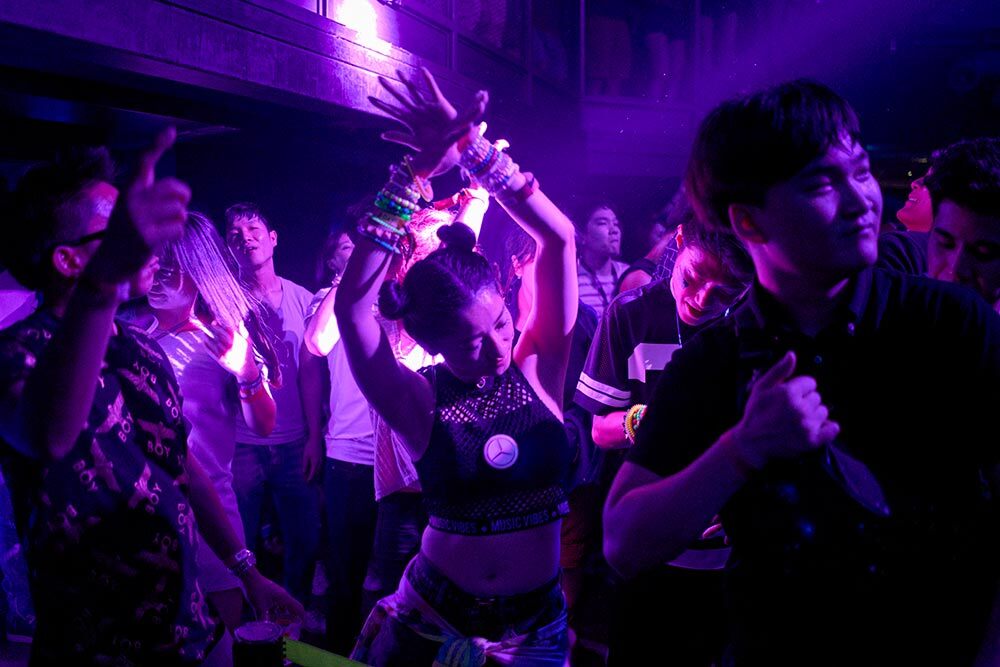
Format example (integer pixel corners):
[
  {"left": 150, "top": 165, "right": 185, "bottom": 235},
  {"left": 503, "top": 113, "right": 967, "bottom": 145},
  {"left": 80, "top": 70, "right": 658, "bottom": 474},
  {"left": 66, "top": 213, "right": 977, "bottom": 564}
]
[{"left": 604, "top": 81, "right": 1000, "bottom": 665}]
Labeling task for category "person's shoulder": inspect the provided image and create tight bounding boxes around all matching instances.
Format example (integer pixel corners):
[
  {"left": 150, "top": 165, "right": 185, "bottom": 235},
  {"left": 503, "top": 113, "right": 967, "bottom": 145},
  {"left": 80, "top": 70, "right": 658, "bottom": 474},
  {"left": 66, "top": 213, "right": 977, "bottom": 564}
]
[
  {"left": 119, "top": 320, "right": 175, "bottom": 363},
  {"left": 0, "top": 309, "right": 54, "bottom": 351},
  {"left": 281, "top": 277, "right": 316, "bottom": 305},
  {"left": 877, "top": 230, "right": 928, "bottom": 276},
  {"left": 280, "top": 277, "right": 312, "bottom": 295},
  {"left": 611, "top": 277, "right": 672, "bottom": 311},
  {"left": 875, "top": 265, "right": 960, "bottom": 301},
  {"left": 688, "top": 311, "right": 738, "bottom": 350},
  {"left": 310, "top": 285, "right": 332, "bottom": 305},
  {"left": 873, "top": 268, "right": 996, "bottom": 330}
]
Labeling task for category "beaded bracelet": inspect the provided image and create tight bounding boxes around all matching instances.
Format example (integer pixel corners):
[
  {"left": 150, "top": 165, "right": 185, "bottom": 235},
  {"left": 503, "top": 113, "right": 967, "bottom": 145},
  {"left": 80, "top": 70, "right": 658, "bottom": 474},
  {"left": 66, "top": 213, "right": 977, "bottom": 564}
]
[
  {"left": 459, "top": 131, "right": 490, "bottom": 168},
  {"left": 458, "top": 133, "right": 525, "bottom": 199},
  {"left": 403, "top": 155, "right": 434, "bottom": 201},
  {"left": 623, "top": 403, "right": 648, "bottom": 445},
  {"left": 468, "top": 144, "right": 499, "bottom": 177},
  {"left": 360, "top": 156, "right": 432, "bottom": 255},
  {"left": 481, "top": 153, "right": 516, "bottom": 193},
  {"left": 237, "top": 370, "right": 265, "bottom": 400},
  {"left": 357, "top": 224, "right": 404, "bottom": 255},
  {"left": 497, "top": 172, "right": 538, "bottom": 206}
]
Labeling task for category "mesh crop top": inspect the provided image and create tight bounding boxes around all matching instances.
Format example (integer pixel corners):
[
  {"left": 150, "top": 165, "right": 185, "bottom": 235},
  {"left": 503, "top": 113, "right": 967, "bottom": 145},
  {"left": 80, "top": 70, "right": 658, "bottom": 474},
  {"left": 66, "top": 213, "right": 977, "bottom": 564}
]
[{"left": 415, "top": 363, "right": 573, "bottom": 535}]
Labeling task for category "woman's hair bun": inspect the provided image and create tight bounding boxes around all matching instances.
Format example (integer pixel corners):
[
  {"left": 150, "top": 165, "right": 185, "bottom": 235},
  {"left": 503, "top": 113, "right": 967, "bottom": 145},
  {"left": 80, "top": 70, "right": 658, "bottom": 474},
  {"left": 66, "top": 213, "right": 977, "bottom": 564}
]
[
  {"left": 436, "top": 223, "right": 477, "bottom": 253},
  {"left": 377, "top": 280, "right": 410, "bottom": 320}
]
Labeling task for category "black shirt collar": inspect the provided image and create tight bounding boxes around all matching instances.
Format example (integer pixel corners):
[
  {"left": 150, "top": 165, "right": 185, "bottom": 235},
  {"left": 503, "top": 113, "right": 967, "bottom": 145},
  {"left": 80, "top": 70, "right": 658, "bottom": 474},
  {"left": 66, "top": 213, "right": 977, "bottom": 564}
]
[{"left": 736, "top": 267, "right": 873, "bottom": 337}]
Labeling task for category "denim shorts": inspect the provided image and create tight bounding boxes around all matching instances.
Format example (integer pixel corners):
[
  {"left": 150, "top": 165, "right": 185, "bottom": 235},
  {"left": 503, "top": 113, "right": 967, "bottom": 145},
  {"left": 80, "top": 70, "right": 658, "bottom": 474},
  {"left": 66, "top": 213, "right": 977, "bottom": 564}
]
[{"left": 351, "top": 553, "right": 568, "bottom": 666}]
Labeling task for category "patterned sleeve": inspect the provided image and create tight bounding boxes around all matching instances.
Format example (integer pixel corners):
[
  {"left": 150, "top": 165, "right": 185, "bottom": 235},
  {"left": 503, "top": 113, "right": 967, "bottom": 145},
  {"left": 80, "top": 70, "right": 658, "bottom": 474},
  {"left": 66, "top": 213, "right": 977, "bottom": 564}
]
[
  {"left": 574, "top": 298, "right": 633, "bottom": 415},
  {"left": 0, "top": 318, "right": 47, "bottom": 458}
]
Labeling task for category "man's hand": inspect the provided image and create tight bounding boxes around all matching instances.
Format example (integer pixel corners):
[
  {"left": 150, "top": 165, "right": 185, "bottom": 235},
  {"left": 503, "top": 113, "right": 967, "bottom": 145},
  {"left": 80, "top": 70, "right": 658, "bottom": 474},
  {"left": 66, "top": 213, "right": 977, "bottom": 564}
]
[
  {"left": 87, "top": 127, "right": 189, "bottom": 284},
  {"left": 729, "top": 351, "right": 840, "bottom": 472},
  {"left": 242, "top": 569, "right": 305, "bottom": 622},
  {"left": 302, "top": 435, "right": 324, "bottom": 483},
  {"left": 126, "top": 127, "right": 190, "bottom": 250}
]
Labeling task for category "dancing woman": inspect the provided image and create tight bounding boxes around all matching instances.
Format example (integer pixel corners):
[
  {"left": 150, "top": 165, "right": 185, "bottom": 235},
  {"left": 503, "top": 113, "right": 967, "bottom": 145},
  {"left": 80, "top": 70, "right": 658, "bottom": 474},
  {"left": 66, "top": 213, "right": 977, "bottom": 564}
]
[{"left": 335, "top": 69, "right": 577, "bottom": 664}]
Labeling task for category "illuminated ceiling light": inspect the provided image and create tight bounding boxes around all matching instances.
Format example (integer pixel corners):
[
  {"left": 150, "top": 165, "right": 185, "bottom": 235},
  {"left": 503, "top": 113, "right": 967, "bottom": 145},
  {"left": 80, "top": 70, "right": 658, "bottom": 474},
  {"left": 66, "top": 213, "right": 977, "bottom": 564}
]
[{"left": 334, "top": 0, "right": 392, "bottom": 54}]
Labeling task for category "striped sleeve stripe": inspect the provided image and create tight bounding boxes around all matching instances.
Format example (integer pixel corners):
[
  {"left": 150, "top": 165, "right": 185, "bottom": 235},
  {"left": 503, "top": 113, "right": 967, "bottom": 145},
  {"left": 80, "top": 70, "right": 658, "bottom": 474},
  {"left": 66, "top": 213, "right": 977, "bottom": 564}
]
[
  {"left": 579, "top": 373, "right": 630, "bottom": 400},
  {"left": 576, "top": 374, "right": 631, "bottom": 408}
]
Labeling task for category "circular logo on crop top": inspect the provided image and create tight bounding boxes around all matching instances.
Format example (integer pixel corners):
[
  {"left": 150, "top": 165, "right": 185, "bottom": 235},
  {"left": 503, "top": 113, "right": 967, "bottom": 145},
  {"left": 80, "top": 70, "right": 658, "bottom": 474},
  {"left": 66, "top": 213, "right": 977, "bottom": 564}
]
[{"left": 483, "top": 434, "right": 519, "bottom": 470}]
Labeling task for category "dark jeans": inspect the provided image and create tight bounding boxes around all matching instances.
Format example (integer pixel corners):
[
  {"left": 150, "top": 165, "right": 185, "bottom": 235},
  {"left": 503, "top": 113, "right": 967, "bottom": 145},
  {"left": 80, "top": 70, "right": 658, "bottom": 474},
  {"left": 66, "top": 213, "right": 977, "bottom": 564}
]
[
  {"left": 0, "top": 469, "right": 33, "bottom": 637},
  {"left": 365, "top": 491, "right": 427, "bottom": 608},
  {"left": 232, "top": 440, "right": 321, "bottom": 605},
  {"left": 324, "top": 458, "right": 378, "bottom": 656}
]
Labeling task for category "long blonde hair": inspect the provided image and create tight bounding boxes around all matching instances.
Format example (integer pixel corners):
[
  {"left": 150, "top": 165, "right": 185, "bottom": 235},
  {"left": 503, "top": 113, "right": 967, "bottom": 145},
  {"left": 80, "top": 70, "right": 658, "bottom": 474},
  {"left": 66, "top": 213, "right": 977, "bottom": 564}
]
[{"left": 161, "top": 212, "right": 283, "bottom": 386}]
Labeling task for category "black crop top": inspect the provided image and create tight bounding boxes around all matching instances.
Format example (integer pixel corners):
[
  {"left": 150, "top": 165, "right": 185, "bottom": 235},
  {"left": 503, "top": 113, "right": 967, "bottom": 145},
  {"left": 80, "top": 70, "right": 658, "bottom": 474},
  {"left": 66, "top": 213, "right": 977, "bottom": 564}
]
[{"left": 415, "top": 363, "right": 573, "bottom": 535}]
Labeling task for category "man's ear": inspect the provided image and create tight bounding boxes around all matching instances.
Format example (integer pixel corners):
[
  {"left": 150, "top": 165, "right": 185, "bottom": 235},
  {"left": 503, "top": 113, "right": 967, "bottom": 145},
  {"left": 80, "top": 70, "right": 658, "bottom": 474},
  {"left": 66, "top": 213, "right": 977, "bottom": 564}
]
[
  {"left": 270, "top": 229, "right": 278, "bottom": 247},
  {"left": 728, "top": 204, "right": 767, "bottom": 244},
  {"left": 51, "top": 246, "right": 84, "bottom": 279}
]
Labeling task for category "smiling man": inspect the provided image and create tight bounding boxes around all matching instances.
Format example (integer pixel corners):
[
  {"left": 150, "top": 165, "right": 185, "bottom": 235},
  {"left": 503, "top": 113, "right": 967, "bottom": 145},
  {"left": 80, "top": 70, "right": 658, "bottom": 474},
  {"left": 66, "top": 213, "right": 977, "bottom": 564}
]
[{"left": 603, "top": 82, "right": 1000, "bottom": 665}]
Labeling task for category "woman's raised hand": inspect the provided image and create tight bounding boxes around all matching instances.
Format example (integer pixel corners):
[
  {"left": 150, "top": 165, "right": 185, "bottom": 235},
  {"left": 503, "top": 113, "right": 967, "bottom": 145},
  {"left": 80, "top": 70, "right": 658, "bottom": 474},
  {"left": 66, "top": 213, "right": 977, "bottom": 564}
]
[
  {"left": 197, "top": 318, "right": 259, "bottom": 382},
  {"left": 370, "top": 66, "right": 487, "bottom": 177}
]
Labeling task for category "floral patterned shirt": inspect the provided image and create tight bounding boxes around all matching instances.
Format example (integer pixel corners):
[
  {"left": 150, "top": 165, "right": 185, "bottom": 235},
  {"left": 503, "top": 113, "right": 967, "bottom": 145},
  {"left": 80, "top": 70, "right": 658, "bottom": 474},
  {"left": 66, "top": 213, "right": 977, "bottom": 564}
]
[{"left": 0, "top": 309, "right": 221, "bottom": 666}]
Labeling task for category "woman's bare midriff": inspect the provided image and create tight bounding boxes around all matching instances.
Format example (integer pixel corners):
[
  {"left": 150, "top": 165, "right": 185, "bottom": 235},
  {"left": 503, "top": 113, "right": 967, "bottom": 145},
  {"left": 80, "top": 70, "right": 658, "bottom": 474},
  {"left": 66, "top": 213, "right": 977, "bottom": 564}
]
[{"left": 420, "top": 521, "right": 562, "bottom": 596}]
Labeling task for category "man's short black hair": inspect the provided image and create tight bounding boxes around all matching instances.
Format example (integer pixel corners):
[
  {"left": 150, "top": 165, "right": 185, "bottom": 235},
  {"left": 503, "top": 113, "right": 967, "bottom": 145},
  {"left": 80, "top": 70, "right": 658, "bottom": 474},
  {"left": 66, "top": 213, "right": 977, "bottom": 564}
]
[
  {"left": 924, "top": 137, "right": 1000, "bottom": 218},
  {"left": 685, "top": 80, "right": 862, "bottom": 232},
  {"left": 3, "top": 147, "right": 116, "bottom": 291},
  {"left": 224, "top": 202, "right": 274, "bottom": 231},
  {"left": 572, "top": 199, "right": 618, "bottom": 235}
]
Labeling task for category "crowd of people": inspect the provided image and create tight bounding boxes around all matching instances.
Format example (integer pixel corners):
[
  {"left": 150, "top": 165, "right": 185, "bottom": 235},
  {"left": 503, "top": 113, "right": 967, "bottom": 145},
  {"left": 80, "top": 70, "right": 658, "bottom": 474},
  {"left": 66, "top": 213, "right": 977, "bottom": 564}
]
[{"left": 0, "top": 67, "right": 997, "bottom": 667}]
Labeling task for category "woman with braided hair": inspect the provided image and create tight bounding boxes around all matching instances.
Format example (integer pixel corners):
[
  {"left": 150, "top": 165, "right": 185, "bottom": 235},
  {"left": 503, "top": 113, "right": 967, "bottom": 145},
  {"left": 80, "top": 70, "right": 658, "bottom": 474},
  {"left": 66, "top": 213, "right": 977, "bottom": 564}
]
[
  {"left": 145, "top": 211, "right": 291, "bottom": 634},
  {"left": 335, "top": 68, "right": 577, "bottom": 664}
]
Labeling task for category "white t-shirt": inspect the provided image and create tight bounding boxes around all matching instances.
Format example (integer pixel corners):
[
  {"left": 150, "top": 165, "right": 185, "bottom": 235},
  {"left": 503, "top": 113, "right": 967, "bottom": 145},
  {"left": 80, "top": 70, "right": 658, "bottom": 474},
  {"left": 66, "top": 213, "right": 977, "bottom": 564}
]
[
  {"left": 236, "top": 277, "right": 313, "bottom": 445},
  {"left": 156, "top": 325, "right": 245, "bottom": 592},
  {"left": 304, "top": 286, "right": 375, "bottom": 465}
]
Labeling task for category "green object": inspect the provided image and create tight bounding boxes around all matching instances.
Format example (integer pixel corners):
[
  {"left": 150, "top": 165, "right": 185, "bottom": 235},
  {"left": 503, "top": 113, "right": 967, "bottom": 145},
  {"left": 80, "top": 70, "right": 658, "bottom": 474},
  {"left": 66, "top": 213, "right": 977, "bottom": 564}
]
[{"left": 283, "top": 638, "right": 366, "bottom": 667}]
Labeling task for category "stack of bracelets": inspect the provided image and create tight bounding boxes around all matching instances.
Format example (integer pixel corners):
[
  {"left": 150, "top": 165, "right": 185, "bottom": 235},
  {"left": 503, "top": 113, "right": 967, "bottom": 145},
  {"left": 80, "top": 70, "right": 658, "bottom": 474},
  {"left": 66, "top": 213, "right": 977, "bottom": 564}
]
[
  {"left": 457, "top": 131, "right": 539, "bottom": 206},
  {"left": 357, "top": 156, "right": 430, "bottom": 255},
  {"left": 358, "top": 129, "right": 540, "bottom": 254},
  {"left": 623, "top": 403, "right": 648, "bottom": 446},
  {"left": 237, "top": 369, "right": 265, "bottom": 401}
]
